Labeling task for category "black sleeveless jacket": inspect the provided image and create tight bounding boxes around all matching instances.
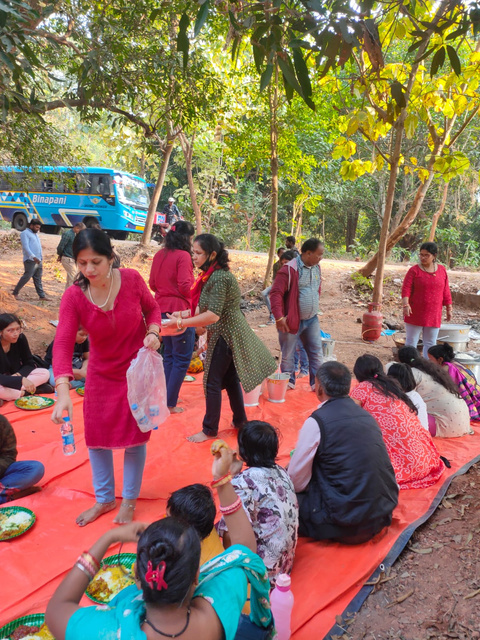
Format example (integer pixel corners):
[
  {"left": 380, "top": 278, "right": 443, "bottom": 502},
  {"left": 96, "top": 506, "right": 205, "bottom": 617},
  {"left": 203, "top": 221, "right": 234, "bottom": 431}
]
[{"left": 297, "top": 396, "right": 399, "bottom": 540}]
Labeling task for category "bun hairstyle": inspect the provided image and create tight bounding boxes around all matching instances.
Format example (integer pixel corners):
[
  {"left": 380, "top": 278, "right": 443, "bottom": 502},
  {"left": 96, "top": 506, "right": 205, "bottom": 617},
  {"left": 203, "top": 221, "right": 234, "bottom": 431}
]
[
  {"left": 194, "top": 233, "right": 229, "bottom": 271},
  {"left": 165, "top": 221, "right": 195, "bottom": 253},
  {"left": 428, "top": 343, "right": 455, "bottom": 363},
  {"left": 72, "top": 228, "right": 120, "bottom": 290},
  {"left": 353, "top": 354, "right": 418, "bottom": 414},
  {"left": 136, "top": 517, "right": 201, "bottom": 605},
  {"left": 398, "top": 346, "right": 461, "bottom": 397}
]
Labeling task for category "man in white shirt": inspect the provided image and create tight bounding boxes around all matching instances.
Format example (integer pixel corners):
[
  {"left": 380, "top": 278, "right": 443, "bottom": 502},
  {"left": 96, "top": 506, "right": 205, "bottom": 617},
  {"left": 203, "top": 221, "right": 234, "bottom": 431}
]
[
  {"left": 289, "top": 361, "right": 399, "bottom": 543},
  {"left": 12, "top": 219, "right": 50, "bottom": 301}
]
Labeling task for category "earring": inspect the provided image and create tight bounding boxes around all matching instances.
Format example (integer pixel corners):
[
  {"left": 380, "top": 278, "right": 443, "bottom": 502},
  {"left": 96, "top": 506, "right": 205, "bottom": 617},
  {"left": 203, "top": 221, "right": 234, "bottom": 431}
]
[{"left": 108, "top": 264, "right": 113, "bottom": 278}]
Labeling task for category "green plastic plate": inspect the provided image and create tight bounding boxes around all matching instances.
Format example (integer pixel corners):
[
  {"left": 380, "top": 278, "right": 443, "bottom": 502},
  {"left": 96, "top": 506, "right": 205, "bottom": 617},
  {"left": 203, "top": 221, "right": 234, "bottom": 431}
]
[
  {"left": 0, "top": 613, "right": 45, "bottom": 639},
  {"left": 85, "top": 552, "right": 137, "bottom": 604},
  {"left": 14, "top": 396, "right": 55, "bottom": 411},
  {"left": 0, "top": 506, "right": 36, "bottom": 541}
]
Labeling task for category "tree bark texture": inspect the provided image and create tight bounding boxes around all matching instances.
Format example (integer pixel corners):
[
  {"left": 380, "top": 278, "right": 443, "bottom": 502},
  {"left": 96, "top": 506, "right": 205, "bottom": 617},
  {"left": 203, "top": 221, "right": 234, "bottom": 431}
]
[
  {"left": 429, "top": 182, "right": 449, "bottom": 242},
  {"left": 264, "top": 63, "right": 279, "bottom": 288},
  {"left": 179, "top": 132, "right": 203, "bottom": 234}
]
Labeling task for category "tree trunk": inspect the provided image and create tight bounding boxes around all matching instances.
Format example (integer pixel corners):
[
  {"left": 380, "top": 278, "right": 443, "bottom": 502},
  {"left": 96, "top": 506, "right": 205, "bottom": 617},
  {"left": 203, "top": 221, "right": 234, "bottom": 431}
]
[
  {"left": 429, "top": 181, "right": 449, "bottom": 241},
  {"left": 263, "top": 62, "right": 279, "bottom": 288},
  {"left": 358, "top": 155, "right": 440, "bottom": 277},
  {"left": 179, "top": 132, "right": 203, "bottom": 234},
  {"left": 140, "top": 134, "right": 176, "bottom": 246},
  {"left": 345, "top": 210, "right": 359, "bottom": 251},
  {"left": 295, "top": 205, "right": 303, "bottom": 242}
]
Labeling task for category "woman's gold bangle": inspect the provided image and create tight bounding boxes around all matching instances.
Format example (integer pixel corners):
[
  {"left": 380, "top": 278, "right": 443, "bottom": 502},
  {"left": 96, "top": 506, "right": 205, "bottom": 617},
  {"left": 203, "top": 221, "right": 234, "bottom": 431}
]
[{"left": 275, "top": 317, "right": 284, "bottom": 323}]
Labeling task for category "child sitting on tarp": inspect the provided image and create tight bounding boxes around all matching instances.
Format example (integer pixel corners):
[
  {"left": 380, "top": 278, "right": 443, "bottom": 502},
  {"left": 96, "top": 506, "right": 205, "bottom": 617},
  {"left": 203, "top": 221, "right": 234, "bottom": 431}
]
[
  {"left": 0, "top": 415, "right": 45, "bottom": 503},
  {"left": 45, "top": 326, "right": 89, "bottom": 389}
]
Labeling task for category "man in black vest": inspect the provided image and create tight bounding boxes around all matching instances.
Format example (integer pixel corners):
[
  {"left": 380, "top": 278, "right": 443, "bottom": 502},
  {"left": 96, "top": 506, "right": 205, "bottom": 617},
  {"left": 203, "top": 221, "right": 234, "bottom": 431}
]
[{"left": 289, "top": 361, "right": 399, "bottom": 543}]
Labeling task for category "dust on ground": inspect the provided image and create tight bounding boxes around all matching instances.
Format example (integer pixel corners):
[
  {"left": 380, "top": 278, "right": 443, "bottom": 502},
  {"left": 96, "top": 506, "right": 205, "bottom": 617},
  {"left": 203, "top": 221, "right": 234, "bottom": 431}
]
[{"left": 2, "top": 229, "right": 480, "bottom": 639}]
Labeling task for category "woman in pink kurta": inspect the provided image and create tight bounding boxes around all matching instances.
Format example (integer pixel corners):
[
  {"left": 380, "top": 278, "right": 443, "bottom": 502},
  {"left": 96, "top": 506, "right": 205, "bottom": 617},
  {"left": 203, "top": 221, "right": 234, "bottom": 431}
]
[
  {"left": 352, "top": 355, "right": 445, "bottom": 490},
  {"left": 52, "top": 229, "right": 162, "bottom": 526},
  {"left": 401, "top": 241, "right": 452, "bottom": 358}
]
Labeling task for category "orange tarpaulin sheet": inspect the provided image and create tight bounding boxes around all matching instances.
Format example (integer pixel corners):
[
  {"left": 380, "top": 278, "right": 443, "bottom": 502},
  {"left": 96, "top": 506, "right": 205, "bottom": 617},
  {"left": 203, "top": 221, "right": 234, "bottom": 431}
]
[{"left": 1, "top": 376, "right": 479, "bottom": 639}]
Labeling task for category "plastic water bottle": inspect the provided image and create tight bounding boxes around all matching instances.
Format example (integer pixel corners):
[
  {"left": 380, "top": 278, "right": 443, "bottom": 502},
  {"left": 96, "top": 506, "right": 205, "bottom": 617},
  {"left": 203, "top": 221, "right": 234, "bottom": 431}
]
[
  {"left": 270, "top": 574, "right": 294, "bottom": 640},
  {"left": 130, "top": 403, "right": 153, "bottom": 431},
  {"left": 60, "top": 417, "right": 76, "bottom": 455}
]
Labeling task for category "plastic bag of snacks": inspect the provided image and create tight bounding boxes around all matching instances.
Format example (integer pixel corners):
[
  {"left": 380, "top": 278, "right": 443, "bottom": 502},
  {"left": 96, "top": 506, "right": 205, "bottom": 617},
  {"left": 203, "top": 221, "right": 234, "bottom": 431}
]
[{"left": 127, "top": 347, "right": 169, "bottom": 432}]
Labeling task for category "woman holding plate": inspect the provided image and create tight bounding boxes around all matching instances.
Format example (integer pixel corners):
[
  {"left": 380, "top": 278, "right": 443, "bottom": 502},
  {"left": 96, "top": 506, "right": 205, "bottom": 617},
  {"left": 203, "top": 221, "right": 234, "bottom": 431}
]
[
  {"left": 163, "top": 234, "right": 276, "bottom": 443},
  {"left": 51, "top": 229, "right": 162, "bottom": 527},
  {"left": 401, "top": 242, "right": 452, "bottom": 358}
]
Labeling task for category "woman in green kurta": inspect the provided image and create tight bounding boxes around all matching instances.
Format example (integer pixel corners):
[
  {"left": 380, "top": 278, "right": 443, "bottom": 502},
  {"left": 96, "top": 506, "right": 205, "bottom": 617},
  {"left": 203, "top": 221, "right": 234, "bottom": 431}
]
[{"left": 163, "top": 234, "right": 276, "bottom": 443}]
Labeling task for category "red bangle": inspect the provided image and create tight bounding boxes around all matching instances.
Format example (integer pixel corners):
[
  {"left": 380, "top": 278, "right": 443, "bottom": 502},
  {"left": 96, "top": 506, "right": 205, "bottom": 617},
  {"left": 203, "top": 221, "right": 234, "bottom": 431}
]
[
  {"left": 83, "top": 551, "right": 100, "bottom": 571},
  {"left": 219, "top": 497, "right": 242, "bottom": 516},
  {"left": 211, "top": 473, "right": 232, "bottom": 489}
]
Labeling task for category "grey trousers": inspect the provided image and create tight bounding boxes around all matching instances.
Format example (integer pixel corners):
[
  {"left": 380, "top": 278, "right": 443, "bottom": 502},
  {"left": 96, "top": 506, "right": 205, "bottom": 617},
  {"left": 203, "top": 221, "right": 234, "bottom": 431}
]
[{"left": 13, "top": 260, "right": 46, "bottom": 297}]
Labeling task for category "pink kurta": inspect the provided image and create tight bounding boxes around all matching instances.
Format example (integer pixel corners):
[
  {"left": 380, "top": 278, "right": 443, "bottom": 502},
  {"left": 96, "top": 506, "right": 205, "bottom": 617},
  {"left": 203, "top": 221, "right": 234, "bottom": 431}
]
[
  {"left": 401, "top": 264, "right": 452, "bottom": 327},
  {"left": 53, "top": 269, "right": 162, "bottom": 449}
]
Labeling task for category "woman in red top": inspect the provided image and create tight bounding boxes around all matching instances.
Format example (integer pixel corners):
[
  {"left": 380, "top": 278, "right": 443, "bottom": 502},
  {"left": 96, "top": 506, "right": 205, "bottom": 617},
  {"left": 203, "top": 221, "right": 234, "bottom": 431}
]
[
  {"left": 401, "top": 242, "right": 452, "bottom": 358},
  {"left": 351, "top": 355, "right": 445, "bottom": 490},
  {"left": 51, "top": 229, "right": 162, "bottom": 527},
  {"left": 149, "top": 221, "right": 195, "bottom": 413}
]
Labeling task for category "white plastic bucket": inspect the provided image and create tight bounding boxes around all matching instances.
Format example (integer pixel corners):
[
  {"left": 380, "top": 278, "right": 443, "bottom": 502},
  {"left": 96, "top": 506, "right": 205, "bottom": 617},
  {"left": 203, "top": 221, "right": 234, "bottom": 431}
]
[
  {"left": 243, "top": 383, "right": 263, "bottom": 407},
  {"left": 266, "top": 373, "right": 290, "bottom": 403}
]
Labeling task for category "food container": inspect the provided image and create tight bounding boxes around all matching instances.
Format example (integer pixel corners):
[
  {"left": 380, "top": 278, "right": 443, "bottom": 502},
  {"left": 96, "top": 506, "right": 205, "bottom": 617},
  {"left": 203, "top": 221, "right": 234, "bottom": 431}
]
[
  {"left": 454, "top": 355, "right": 480, "bottom": 381},
  {"left": 242, "top": 383, "right": 263, "bottom": 407},
  {"left": 437, "top": 323, "right": 471, "bottom": 353},
  {"left": 322, "top": 339, "right": 335, "bottom": 359},
  {"left": 266, "top": 373, "right": 290, "bottom": 403}
]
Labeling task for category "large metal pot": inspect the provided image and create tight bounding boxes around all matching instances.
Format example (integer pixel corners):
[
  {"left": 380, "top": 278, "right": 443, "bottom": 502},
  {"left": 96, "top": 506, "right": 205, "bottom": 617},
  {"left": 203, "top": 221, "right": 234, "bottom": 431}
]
[
  {"left": 437, "top": 323, "right": 471, "bottom": 353},
  {"left": 454, "top": 355, "right": 480, "bottom": 381}
]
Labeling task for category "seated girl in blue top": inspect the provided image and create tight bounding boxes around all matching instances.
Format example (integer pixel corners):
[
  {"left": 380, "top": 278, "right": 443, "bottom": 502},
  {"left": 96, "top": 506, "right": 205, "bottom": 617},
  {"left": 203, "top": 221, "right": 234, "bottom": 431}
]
[{"left": 46, "top": 444, "right": 274, "bottom": 640}]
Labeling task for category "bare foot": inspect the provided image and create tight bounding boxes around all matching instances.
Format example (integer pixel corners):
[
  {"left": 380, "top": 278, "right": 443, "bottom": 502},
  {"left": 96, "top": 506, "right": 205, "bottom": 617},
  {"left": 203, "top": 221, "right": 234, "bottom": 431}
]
[
  {"left": 76, "top": 500, "right": 116, "bottom": 527},
  {"left": 187, "top": 431, "right": 216, "bottom": 443},
  {"left": 169, "top": 406, "right": 184, "bottom": 414},
  {"left": 114, "top": 499, "right": 137, "bottom": 524}
]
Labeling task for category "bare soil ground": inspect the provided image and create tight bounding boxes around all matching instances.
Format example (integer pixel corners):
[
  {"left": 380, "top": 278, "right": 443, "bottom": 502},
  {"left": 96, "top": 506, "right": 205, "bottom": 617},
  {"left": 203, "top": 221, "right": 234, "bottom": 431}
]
[{"left": 2, "top": 229, "right": 480, "bottom": 639}]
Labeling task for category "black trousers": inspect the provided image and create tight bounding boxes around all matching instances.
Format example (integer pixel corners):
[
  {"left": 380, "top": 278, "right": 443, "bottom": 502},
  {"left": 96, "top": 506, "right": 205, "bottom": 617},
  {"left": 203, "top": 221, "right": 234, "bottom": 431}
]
[{"left": 202, "top": 336, "right": 247, "bottom": 437}]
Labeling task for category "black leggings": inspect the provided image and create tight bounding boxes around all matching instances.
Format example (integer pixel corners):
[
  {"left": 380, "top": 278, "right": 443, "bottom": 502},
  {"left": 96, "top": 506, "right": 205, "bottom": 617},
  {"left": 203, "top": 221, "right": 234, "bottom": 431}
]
[{"left": 202, "top": 336, "right": 247, "bottom": 437}]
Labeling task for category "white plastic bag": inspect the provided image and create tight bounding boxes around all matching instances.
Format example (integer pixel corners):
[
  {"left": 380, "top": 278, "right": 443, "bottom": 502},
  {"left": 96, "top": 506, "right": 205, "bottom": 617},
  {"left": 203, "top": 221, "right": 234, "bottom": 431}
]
[{"left": 127, "top": 347, "right": 169, "bottom": 432}]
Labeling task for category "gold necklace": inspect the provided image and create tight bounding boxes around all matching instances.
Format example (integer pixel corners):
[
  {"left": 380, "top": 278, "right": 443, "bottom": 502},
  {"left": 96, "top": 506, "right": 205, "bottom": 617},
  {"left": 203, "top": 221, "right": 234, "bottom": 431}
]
[
  {"left": 88, "top": 272, "right": 115, "bottom": 308},
  {"left": 419, "top": 263, "right": 437, "bottom": 276}
]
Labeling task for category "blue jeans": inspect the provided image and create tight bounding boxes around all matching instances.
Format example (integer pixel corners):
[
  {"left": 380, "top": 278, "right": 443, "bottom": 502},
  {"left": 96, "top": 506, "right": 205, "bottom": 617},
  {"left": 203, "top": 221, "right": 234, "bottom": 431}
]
[
  {"left": 294, "top": 340, "right": 309, "bottom": 375},
  {"left": 261, "top": 285, "right": 273, "bottom": 317},
  {"left": 405, "top": 323, "right": 440, "bottom": 358},
  {"left": 0, "top": 461, "right": 45, "bottom": 504},
  {"left": 88, "top": 444, "right": 147, "bottom": 503},
  {"left": 278, "top": 315, "right": 323, "bottom": 387},
  {"left": 161, "top": 314, "right": 195, "bottom": 408},
  {"left": 49, "top": 366, "right": 84, "bottom": 389}
]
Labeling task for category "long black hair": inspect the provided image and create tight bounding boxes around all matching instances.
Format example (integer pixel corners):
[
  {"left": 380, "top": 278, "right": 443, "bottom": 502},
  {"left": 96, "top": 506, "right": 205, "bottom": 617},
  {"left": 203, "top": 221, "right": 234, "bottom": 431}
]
[
  {"left": 398, "top": 346, "right": 461, "bottom": 397},
  {"left": 428, "top": 343, "right": 455, "bottom": 364},
  {"left": 353, "top": 354, "right": 418, "bottom": 414},
  {"left": 165, "top": 220, "right": 194, "bottom": 253},
  {"left": 0, "top": 313, "right": 21, "bottom": 332},
  {"left": 194, "top": 233, "right": 229, "bottom": 271},
  {"left": 136, "top": 517, "right": 200, "bottom": 606},
  {"left": 387, "top": 363, "right": 417, "bottom": 393},
  {"left": 72, "top": 229, "right": 120, "bottom": 290}
]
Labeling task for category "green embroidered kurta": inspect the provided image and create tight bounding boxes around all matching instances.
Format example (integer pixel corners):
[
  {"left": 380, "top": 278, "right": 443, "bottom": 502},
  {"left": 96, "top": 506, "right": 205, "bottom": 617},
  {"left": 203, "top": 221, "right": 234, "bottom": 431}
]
[{"left": 200, "top": 270, "right": 276, "bottom": 393}]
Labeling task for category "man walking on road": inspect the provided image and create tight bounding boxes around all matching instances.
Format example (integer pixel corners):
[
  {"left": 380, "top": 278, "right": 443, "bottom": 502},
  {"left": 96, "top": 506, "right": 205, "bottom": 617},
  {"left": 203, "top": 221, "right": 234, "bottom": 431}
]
[
  {"left": 56, "top": 222, "right": 86, "bottom": 289},
  {"left": 12, "top": 219, "right": 50, "bottom": 301},
  {"left": 270, "top": 238, "right": 324, "bottom": 391}
]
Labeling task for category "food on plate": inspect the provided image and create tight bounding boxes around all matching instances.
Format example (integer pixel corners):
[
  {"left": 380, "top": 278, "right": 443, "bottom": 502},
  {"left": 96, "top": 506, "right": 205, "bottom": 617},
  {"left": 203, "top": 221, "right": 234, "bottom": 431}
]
[
  {"left": 76, "top": 387, "right": 85, "bottom": 396},
  {"left": 86, "top": 564, "right": 135, "bottom": 602},
  {"left": 15, "top": 396, "right": 52, "bottom": 410},
  {"left": 10, "top": 622, "right": 54, "bottom": 640},
  {"left": 0, "top": 510, "right": 33, "bottom": 541},
  {"left": 210, "top": 439, "right": 228, "bottom": 456}
]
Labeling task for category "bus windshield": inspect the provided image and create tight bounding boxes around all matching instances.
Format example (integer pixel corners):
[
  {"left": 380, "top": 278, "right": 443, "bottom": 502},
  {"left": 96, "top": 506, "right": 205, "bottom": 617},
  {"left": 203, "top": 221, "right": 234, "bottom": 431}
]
[{"left": 115, "top": 174, "right": 150, "bottom": 209}]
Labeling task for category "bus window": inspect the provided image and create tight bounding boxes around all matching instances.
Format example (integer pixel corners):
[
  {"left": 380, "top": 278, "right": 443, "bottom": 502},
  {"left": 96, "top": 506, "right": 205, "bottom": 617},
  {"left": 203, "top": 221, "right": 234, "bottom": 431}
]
[
  {"left": 75, "top": 173, "right": 91, "bottom": 194},
  {"left": 90, "top": 174, "right": 112, "bottom": 196}
]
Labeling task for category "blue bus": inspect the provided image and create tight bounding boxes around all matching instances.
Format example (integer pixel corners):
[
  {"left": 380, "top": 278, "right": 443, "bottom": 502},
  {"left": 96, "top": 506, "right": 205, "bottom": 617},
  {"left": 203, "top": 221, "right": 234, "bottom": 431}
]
[{"left": 0, "top": 166, "right": 153, "bottom": 239}]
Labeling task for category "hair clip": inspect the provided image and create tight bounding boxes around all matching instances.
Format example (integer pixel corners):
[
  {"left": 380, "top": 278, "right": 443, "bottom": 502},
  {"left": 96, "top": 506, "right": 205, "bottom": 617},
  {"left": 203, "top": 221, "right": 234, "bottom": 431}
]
[
  {"left": 145, "top": 560, "right": 168, "bottom": 590},
  {"left": 373, "top": 373, "right": 378, "bottom": 378},
  {"left": 171, "top": 225, "right": 176, "bottom": 232}
]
